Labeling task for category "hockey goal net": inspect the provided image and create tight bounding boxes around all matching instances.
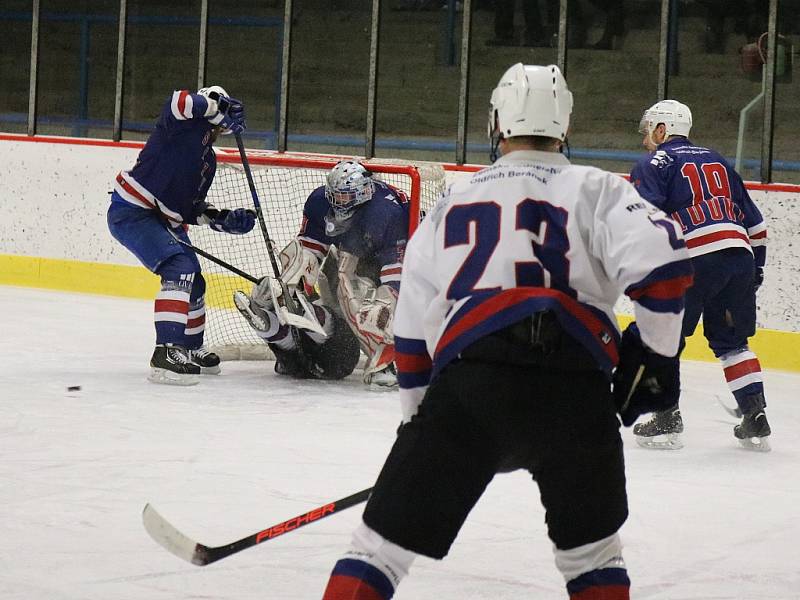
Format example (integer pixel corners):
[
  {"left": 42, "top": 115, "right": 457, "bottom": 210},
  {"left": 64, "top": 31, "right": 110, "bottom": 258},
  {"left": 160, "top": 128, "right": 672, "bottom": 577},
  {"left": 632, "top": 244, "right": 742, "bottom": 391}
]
[{"left": 192, "top": 150, "right": 447, "bottom": 360}]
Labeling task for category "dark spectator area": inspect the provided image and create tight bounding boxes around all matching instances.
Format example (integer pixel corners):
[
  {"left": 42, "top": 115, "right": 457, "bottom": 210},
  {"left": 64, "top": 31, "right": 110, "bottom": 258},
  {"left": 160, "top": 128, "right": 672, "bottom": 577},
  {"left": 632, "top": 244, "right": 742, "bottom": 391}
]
[{"left": 1, "top": 0, "right": 798, "bottom": 182}]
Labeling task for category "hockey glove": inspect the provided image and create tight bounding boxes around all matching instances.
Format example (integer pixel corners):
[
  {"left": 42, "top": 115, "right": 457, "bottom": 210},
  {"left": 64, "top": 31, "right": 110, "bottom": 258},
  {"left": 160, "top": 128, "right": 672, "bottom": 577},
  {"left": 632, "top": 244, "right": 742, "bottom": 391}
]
[
  {"left": 216, "top": 95, "right": 246, "bottom": 134},
  {"left": 612, "top": 322, "right": 680, "bottom": 427},
  {"left": 206, "top": 208, "right": 256, "bottom": 234},
  {"left": 754, "top": 266, "right": 764, "bottom": 292}
]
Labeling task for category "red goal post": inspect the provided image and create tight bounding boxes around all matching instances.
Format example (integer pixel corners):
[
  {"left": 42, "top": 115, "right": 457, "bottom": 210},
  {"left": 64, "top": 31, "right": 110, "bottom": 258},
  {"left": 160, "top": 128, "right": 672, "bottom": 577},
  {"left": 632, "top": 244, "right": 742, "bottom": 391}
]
[{"left": 193, "top": 150, "right": 447, "bottom": 360}]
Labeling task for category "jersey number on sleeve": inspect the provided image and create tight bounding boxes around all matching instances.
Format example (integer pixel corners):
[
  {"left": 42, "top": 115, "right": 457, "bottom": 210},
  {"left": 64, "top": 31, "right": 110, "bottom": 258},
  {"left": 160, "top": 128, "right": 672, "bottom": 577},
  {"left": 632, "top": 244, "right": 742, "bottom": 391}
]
[{"left": 444, "top": 199, "right": 574, "bottom": 300}]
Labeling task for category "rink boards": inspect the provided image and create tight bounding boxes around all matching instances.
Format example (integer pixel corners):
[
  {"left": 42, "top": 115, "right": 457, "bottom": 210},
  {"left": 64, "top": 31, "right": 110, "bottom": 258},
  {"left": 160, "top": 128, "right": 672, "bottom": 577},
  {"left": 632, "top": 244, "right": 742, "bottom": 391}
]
[{"left": 1, "top": 133, "right": 798, "bottom": 372}]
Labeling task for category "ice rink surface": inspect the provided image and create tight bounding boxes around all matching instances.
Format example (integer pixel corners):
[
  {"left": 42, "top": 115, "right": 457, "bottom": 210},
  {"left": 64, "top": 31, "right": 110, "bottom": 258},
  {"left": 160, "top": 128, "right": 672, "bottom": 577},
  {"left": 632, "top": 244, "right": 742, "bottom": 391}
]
[{"left": 2, "top": 285, "right": 798, "bottom": 600}]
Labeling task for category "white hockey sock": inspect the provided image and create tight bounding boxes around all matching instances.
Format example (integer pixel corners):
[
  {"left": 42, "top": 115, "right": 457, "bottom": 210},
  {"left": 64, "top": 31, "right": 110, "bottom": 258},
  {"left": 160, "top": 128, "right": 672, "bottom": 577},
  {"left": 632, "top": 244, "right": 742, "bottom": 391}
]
[
  {"left": 344, "top": 522, "right": 417, "bottom": 590},
  {"left": 554, "top": 532, "right": 626, "bottom": 582}
]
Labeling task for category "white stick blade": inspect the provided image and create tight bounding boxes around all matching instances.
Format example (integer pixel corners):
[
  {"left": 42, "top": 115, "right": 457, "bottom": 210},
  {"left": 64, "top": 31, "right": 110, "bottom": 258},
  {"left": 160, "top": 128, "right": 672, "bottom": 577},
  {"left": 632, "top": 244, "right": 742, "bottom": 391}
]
[
  {"left": 142, "top": 504, "right": 202, "bottom": 565},
  {"left": 278, "top": 305, "right": 327, "bottom": 337}
]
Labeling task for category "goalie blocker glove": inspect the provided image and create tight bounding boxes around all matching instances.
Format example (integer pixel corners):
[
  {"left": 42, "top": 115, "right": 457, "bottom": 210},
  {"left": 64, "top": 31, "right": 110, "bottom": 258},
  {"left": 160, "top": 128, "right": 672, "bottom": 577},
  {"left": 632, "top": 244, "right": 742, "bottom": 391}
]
[{"left": 612, "top": 322, "right": 680, "bottom": 427}]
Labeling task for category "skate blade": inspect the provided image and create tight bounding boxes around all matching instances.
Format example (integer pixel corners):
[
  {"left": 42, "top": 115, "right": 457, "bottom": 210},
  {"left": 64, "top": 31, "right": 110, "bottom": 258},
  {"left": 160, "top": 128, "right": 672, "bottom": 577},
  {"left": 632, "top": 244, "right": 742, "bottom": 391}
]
[
  {"left": 148, "top": 368, "right": 199, "bottom": 386},
  {"left": 634, "top": 433, "right": 684, "bottom": 450},
  {"left": 737, "top": 436, "right": 771, "bottom": 452},
  {"left": 367, "top": 380, "right": 399, "bottom": 392},
  {"left": 198, "top": 365, "right": 221, "bottom": 375}
]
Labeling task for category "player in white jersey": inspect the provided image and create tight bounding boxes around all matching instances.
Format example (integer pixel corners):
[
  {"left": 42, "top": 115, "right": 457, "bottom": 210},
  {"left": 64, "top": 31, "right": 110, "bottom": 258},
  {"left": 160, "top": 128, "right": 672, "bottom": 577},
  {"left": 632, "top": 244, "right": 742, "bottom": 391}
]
[{"left": 320, "top": 64, "right": 693, "bottom": 600}]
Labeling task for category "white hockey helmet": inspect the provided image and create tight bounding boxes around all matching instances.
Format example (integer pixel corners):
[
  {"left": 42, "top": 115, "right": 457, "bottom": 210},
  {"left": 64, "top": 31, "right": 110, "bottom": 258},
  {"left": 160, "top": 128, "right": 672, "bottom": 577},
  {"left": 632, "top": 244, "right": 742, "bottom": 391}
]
[
  {"left": 488, "top": 63, "right": 573, "bottom": 145},
  {"left": 325, "top": 160, "right": 375, "bottom": 221},
  {"left": 638, "top": 99, "right": 693, "bottom": 138},
  {"left": 198, "top": 85, "right": 232, "bottom": 132}
]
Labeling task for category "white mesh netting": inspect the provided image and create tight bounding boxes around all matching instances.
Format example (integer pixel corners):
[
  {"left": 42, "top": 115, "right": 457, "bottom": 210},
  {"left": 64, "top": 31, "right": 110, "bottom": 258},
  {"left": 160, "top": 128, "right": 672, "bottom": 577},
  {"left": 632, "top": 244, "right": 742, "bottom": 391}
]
[{"left": 192, "top": 152, "right": 446, "bottom": 360}]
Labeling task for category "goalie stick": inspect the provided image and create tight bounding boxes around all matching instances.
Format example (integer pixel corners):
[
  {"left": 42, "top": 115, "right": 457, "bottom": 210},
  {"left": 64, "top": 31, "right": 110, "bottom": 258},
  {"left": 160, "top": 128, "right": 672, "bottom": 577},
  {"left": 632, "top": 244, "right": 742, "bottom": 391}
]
[
  {"left": 166, "top": 230, "right": 326, "bottom": 336},
  {"left": 234, "top": 133, "right": 299, "bottom": 316},
  {"left": 234, "top": 134, "right": 322, "bottom": 364},
  {"left": 142, "top": 487, "right": 372, "bottom": 566}
]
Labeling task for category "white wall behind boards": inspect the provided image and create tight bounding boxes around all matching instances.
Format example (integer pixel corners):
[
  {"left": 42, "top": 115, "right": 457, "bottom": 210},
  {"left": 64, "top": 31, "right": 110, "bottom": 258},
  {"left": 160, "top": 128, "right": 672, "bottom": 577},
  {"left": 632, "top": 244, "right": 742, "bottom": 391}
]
[
  {"left": 1, "top": 139, "right": 141, "bottom": 266},
  {"left": 1, "top": 136, "right": 798, "bottom": 332}
]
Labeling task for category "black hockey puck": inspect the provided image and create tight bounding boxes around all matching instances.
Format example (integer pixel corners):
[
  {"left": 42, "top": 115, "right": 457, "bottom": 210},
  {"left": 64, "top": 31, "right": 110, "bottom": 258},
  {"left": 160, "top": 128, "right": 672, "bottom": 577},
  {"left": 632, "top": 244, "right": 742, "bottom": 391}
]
[{"left": 67, "top": 386, "right": 82, "bottom": 392}]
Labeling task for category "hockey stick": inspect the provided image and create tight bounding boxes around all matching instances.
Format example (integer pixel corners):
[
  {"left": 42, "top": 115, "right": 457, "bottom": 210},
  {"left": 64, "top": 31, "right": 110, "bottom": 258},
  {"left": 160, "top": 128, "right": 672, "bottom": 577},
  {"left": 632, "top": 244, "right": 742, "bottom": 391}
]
[
  {"left": 715, "top": 394, "right": 743, "bottom": 418},
  {"left": 234, "top": 133, "right": 299, "bottom": 316},
  {"left": 234, "top": 134, "right": 318, "bottom": 355},
  {"left": 142, "top": 487, "right": 372, "bottom": 566},
  {"left": 167, "top": 229, "right": 325, "bottom": 335},
  {"left": 166, "top": 228, "right": 260, "bottom": 284}
]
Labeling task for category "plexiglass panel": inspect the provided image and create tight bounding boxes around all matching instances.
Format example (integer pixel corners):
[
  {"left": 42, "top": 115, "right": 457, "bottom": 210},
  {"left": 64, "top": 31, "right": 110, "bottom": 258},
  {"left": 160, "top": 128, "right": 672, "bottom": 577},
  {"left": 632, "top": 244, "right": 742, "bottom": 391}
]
[
  {"left": 466, "top": 1, "right": 559, "bottom": 165},
  {"left": 122, "top": 0, "right": 201, "bottom": 142},
  {"left": 566, "top": 0, "right": 661, "bottom": 176},
  {"left": 771, "top": 1, "right": 800, "bottom": 184},
  {"left": 669, "top": 0, "right": 769, "bottom": 182},
  {"left": 286, "top": 1, "right": 371, "bottom": 155},
  {"left": 373, "top": 0, "right": 463, "bottom": 163},
  {"left": 0, "top": 0, "right": 33, "bottom": 134},
  {"left": 36, "top": 1, "right": 119, "bottom": 138},
  {"left": 206, "top": 0, "right": 283, "bottom": 151}
]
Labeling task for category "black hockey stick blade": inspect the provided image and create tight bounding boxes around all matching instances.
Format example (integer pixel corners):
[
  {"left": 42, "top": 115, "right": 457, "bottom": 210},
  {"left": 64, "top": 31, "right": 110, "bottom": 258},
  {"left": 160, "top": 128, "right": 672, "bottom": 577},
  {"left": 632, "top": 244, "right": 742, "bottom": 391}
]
[
  {"left": 715, "top": 394, "right": 743, "bottom": 418},
  {"left": 142, "top": 487, "right": 372, "bottom": 566}
]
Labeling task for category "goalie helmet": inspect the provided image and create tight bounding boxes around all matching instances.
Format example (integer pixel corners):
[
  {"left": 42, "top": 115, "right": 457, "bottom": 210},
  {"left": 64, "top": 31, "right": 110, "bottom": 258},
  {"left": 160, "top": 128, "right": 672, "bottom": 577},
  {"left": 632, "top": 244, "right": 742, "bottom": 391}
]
[
  {"left": 488, "top": 63, "right": 573, "bottom": 154},
  {"left": 639, "top": 99, "right": 693, "bottom": 139},
  {"left": 197, "top": 85, "right": 232, "bottom": 133},
  {"left": 324, "top": 160, "right": 375, "bottom": 221}
]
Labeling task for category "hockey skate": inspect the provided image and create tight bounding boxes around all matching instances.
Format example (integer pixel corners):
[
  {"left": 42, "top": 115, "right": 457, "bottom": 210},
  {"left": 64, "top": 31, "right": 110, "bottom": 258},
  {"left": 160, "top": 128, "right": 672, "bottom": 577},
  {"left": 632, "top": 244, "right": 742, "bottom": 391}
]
[
  {"left": 632, "top": 406, "right": 684, "bottom": 450},
  {"left": 734, "top": 395, "right": 771, "bottom": 452},
  {"left": 188, "top": 347, "right": 221, "bottom": 375},
  {"left": 233, "top": 290, "right": 269, "bottom": 332},
  {"left": 149, "top": 344, "right": 200, "bottom": 386},
  {"left": 364, "top": 362, "right": 398, "bottom": 390}
]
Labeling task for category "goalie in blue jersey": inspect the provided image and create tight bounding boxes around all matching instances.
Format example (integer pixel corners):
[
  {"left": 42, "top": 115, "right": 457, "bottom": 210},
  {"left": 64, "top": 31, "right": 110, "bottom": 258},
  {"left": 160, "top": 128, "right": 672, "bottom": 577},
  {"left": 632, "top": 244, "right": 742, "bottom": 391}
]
[
  {"left": 233, "top": 160, "right": 409, "bottom": 389},
  {"left": 107, "top": 86, "right": 255, "bottom": 386}
]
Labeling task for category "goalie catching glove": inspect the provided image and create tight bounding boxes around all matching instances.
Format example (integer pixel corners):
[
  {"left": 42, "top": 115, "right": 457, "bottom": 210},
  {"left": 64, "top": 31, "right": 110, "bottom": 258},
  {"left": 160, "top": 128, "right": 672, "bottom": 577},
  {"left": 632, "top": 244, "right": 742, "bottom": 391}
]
[{"left": 612, "top": 322, "right": 680, "bottom": 427}]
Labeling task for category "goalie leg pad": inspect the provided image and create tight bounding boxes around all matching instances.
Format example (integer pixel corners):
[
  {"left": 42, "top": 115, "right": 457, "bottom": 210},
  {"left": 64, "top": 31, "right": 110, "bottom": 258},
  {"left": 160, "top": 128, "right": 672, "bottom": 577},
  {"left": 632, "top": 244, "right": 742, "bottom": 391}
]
[{"left": 356, "top": 285, "right": 397, "bottom": 344}]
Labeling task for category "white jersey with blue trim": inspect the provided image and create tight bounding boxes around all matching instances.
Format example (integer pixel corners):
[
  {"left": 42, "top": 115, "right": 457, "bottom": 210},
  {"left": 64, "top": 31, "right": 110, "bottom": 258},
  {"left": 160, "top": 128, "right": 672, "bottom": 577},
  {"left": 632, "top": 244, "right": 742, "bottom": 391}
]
[{"left": 394, "top": 150, "right": 693, "bottom": 420}]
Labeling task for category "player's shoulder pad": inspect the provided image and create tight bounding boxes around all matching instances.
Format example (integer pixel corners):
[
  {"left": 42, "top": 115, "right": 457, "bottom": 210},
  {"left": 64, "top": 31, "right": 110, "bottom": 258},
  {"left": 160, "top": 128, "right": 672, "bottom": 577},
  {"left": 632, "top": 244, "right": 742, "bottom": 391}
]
[
  {"left": 373, "top": 180, "right": 407, "bottom": 203},
  {"left": 304, "top": 186, "right": 330, "bottom": 216}
]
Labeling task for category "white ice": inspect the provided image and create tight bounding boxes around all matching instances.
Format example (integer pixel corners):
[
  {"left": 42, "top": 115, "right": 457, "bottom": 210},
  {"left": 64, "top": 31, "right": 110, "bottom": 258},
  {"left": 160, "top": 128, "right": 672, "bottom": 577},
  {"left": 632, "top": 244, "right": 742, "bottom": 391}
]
[{"left": 1, "top": 286, "right": 798, "bottom": 600}]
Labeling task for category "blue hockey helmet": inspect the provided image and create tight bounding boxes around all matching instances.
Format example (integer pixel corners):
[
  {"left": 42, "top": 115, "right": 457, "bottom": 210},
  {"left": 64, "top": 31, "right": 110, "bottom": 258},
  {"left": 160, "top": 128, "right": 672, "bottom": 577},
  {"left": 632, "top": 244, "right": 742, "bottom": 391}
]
[{"left": 324, "top": 160, "right": 375, "bottom": 221}]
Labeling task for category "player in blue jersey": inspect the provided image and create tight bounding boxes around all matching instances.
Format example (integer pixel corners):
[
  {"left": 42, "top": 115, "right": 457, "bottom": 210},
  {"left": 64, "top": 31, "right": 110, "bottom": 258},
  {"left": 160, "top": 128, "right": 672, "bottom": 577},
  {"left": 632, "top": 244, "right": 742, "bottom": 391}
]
[
  {"left": 630, "top": 99, "right": 771, "bottom": 451},
  {"left": 320, "top": 64, "right": 693, "bottom": 600},
  {"left": 107, "top": 85, "right": 255, "bottom": 386},
  {"left": 233, "top": 160, "right": 408, "bottom": 389}
]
